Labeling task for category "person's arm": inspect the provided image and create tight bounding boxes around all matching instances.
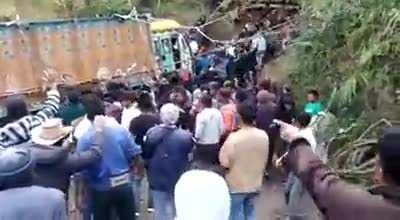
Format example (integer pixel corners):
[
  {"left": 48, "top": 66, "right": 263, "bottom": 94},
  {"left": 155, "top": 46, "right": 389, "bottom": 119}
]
[
  {"left": 194, "top": 113, "right": 205, "bottom": 140},
  {"left": 288, "top": 140, "right": 400, "bottom": 219},
  {"left": 64, "top": 148, "right": 101, "bottom": 174},
  {"left": 218, "top": 112, "right": 225, "bottom": 137},
  {"left": 219, "top": 135, "right": 234, "bottom": 168},
  {"left": 30, "top": 89, "right": 61, "bottom": 128},
  {"left": 121, "top": 129, "right": 142, "bottom": 164}
]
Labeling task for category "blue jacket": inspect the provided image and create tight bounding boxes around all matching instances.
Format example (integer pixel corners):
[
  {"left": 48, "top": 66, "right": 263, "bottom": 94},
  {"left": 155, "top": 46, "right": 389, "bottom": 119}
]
[
  {"left": 77, "top": 122, "right": 141, "bottom": 191},
  {"left": 143, "top": 125, "right": 193, "bottom": 192}
]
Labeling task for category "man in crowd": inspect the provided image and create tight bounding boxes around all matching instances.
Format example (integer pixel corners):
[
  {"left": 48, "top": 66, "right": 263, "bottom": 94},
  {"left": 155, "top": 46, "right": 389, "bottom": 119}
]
[
  {"left": 58, "top": 87, "right": 86, "bottom": 125},
  {"left": 283, "top": 112, "right": 317, "bottom": 220},
  {"left": 195, "top": 94, "right": 224, "bottom": 164},
  {"left": 143, "top": 103, "right": 193, "bottom": 220},
  {"left": 0, "top": 81, "right": 60, "bottom": 148},
  {"left": 129, "top": 91, "right": 160, "bottom": 147},
  {"left": 0, "top": 148, "right": 67, "bottom": 220},
  {"left": 218, "top": 88, "right": 237, "bottom": 135},
  {"left": 278, "top": 123, "right": 400, "bottom": 219},
  {"left": 256, "top": 90, "right": 278, "bottom": 169},
  {"left": 121, "top": 91, "right": 140, "bottom": 130},
  {"left": 219, "top": 102, "right": 269, "bottom": 220},
  {"left": 304, "top": 89, "right": 324, "bottom": 117},
  {"left": 77, "top": 94, "right": 142, "bottom": 220}
]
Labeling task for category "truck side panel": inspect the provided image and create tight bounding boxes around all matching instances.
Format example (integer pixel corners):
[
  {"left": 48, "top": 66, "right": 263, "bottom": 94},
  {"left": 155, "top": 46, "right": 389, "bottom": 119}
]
[{"left": 0, "top": 19, "right": 156, "bottom": 96}]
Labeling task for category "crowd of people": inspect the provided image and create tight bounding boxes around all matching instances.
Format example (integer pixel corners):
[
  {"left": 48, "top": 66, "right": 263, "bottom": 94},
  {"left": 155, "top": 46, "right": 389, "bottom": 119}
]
[{"left": 0, "top": 56, "right": 399, "bottom": 220}]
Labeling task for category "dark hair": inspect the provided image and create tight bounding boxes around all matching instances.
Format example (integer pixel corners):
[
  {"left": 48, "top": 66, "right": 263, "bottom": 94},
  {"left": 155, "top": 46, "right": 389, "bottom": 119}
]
[
  {"left": 67, "top": 89, "right": 81, "bottom": 104},
  {"left": 378, "top": 127, "right": 400, "bottom": 185},
  {"left": 82, "top": 94, "right": 105, "bottom": 121},
  {"left": 218, "top": 88, "right": 232, "bottom": 100},
  {"left": 169, "top": 73, "right": 180, "bottom": 86},
  {"left": 107, "top": 90, "right": 124, "bottom": 102},
  {"left": 295, "top": 112, "right": 311, "bottom": 128},
  {"left": 137, "top": 92, "right": 155, "bottom": 112},
  {"left": 258, "top": 79, "right": 272, "bottom": 91},
  {"left": 308, "top": 89, "right": 320, "bottom": 99},
  {"left": 235, "top": 89, "right": 248, "bottom": 103},
  {"left": 5, "top": 96, "right": 29, "bottom": 123},
  {"left": 200, "top": 94, "right": 213, "bottom": 108},
  {"left": 237, "top": 103, "right": 256, "bottom": 125},
  {"left": 208, "top": 81, "right": 220, "bottom": 91},
  {"left": 106, "top": 81, "right": 122, "bottom": 92}
]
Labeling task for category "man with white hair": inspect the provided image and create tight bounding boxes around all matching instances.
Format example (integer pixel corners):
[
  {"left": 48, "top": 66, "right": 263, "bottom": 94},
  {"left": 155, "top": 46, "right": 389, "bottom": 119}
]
[{"left": 143, "top": 103, "right": 194, "bottom": 220}]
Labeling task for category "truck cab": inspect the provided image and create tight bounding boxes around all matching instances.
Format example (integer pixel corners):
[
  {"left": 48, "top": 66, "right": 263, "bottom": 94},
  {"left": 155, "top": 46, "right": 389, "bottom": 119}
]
[{"left": 150, "top": 19, "right": 193, "bottom": 73}]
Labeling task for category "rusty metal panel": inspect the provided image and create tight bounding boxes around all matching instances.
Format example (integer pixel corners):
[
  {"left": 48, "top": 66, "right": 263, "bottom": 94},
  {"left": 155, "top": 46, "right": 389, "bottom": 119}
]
[{"left": 0, "top": 18, "right": 156, "bottom": 97}]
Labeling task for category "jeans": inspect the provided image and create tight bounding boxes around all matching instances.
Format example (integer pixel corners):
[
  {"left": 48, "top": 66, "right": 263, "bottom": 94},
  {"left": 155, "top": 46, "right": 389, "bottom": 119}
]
[
  {"left": 151, "top": 190, "right": 175, "bottom": 220},
  {"left": 92, "top": 184, "right": 136, "bottom": 220},
  {"left": 230, "top": 192, "right": 258, "bottom": 220}
]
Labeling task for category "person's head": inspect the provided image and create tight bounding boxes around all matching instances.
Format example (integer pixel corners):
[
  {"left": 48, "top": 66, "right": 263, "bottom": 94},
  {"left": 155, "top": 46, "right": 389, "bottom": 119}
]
[
  {"left": 170, "top": 86, "right": 188, "bottom": 107},
  {"left": 175, "top": 170, "right": 230, "bottom": 220},
  {"left": 67, "top": 89, "right": 81, "bottom": 104},
  {"left": 223, "top": 80, "right": 233, "bottom": 89},
  {"left": 208, "top": 81, "right": 221, "bottom": 97},
  {"left": 5, "top": 96, "right": 29, "bottom": 123},
  {"left": 374, "top": 127, "right": 400, "bottom": 186},
  {"left": 217, "top": 88, "right": 232, "bottom": 104},
  {"left": 258, "top": 78, "right": 272, "bottom": 92},
  {"left": 82, "top": 94, "right": 105, "bottom": 121},
  {"left": 200, "top": 94, "right": 213, "bottom": 109},
  {"left": 160, "top": 103, "right": 180, "bottom": 125},
  {"left": 0, "top": 148, "right": 34, "bottom": 191},
  {"left": 237, "top": 102, "right": 256, "bottom": 126},
  {"left": 120, "top": 91, "right": 137, "bottom": 108},
  {"left": 137, "top": 91, "right": 155, "bottom": 112},
  {"left": 257, "top": 90, "right": 276, "bottom": 105},
  {"left": 293, "top": 112, "right": 311, "bottom": 129},
  {"left": 105, "top": 81, "right": 122, "bottom": 92},
  {"left": 307, "top": 89, "right": 320, "bottom": 103},
  {"left": 235, "top": 89, "right": 248, "bottom": 104},
  {"left": 169, "top": 73, "right": 180, "bottom": 86}
]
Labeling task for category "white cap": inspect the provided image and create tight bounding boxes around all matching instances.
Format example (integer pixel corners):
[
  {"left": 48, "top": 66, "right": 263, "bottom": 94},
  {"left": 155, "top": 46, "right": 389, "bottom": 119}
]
[{"left": 175, "top": 170, "right": 231, "bottom": 220}]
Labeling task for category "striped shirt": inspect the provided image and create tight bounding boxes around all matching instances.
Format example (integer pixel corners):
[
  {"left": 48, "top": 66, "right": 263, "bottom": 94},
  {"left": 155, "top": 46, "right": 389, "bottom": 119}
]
[{"left": 0, "top": 89, "right": 60, "bottom": 149}]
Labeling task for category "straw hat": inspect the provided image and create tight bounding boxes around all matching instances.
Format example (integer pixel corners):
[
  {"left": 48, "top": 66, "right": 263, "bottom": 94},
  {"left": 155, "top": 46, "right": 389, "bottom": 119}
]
[{"left": 31, "top": 118, "right": 72, "bottom": 146}]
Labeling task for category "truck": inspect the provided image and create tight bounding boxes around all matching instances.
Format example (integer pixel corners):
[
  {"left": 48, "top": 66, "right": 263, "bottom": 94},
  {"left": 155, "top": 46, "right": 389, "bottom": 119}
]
[{"left": 0, "top": 17, "right": 157, "bottom": 97}]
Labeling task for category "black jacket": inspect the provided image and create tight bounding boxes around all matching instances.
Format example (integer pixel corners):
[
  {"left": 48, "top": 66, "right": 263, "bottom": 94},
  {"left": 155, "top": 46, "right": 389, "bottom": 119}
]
[{"left": 24, "top": 144, "right": 101, "bottom": 193}]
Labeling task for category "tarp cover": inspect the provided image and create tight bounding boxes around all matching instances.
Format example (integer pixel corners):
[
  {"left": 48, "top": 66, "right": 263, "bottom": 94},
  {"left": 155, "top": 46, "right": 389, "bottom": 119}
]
[{"left": 0, "top": 18, "right": 156, "bottom": 96}]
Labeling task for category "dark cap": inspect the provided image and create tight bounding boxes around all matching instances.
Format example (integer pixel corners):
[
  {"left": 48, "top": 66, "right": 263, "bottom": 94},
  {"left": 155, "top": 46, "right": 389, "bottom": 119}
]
[
  {"left": 378, "top": 127, "right": 400, "bottom": 183},
  {"left": 0, "top": 148, "right": 33, "bottom": 178}
]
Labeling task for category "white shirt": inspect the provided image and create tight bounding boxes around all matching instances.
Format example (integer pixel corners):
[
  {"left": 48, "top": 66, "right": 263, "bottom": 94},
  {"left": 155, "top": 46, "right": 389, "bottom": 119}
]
[
  {"left": 73, "top": 115, "right": 120, "bottom": 140},
  {"left": 195, "top": 108, "right": 224, "bottom": 144},
  {"left": 121, "top": 104, "right": 141, "bottom": 130},
  {"left": 175, "top": 170, "right": 230, "bottom": 220},
  {"left": 298, "top": 127, "right": 324, "bottom": 161},
  {"left": 74, "top": 116, "right": 91, "bottom": 140},
  {"left": 251, "top": 34, "right": 267, "bottom": 52},
  {"left": 189, "top": 40, "right": 199, "bottom": 55}
]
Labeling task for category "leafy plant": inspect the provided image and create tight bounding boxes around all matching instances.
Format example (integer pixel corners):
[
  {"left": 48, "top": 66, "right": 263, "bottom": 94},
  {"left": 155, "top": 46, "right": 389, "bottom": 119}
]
[{"left": 290, "top": 0, "right": 400, "bottom": 126}]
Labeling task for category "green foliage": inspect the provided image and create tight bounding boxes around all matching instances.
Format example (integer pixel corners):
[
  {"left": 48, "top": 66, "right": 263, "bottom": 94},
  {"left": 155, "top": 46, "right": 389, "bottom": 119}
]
[
  {"left": 54, "top": 0, "right": 134, "bottom": 18},
  {"left": 290, "top": 0, "right": 400, "bottom": 126}
]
